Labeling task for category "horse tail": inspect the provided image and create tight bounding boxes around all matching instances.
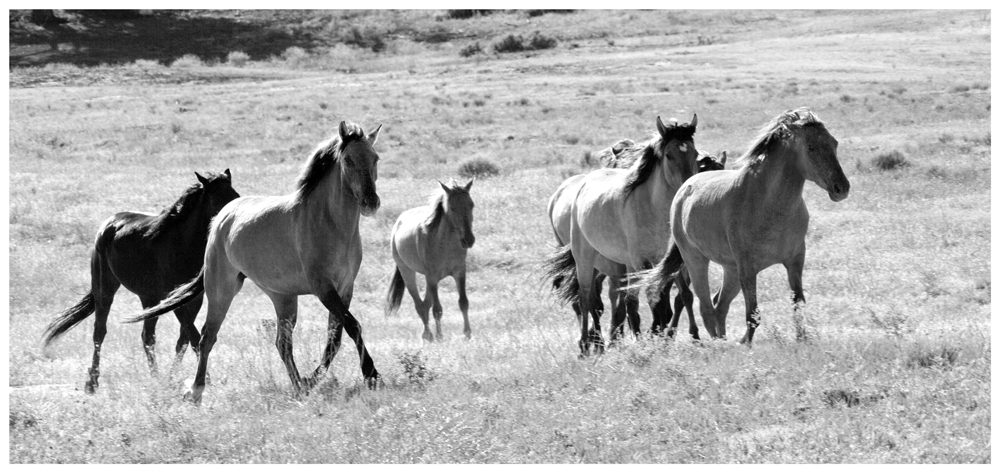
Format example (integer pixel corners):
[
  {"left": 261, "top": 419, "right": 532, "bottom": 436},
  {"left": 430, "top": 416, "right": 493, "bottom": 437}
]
[
  {"left": 124, "top": 268, "right": 205, "bottom": 324},
  {"left": 42, "top": 293, "right": 96, "bottom": 346},
  {"left": 385, "top": 266, "right": 406, "bottom": 317},
  {"left": 542, "top": 245, "right": 580, "bottom": 306},
  {"left": 629, "top": 242, "right": 685, "bottom": 302}
]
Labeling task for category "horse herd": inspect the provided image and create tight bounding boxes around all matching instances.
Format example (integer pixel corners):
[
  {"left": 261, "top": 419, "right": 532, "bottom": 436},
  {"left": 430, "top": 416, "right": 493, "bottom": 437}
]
[{"left": 42, "top": 108, "right": 850, "bottom": 403}]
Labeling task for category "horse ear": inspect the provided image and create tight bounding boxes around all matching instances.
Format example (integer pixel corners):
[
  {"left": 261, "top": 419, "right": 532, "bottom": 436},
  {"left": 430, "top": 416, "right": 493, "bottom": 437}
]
[
  {"left": 438, "top": 180, "right": 452, "bottom": 194},
  {"left": 464, "top": 178, "right": 474, "bottom": 191},
  {"left": 367, "top": 124, "right": 382, "bottom": 146},
  {"left": 690, "top": 113, "right": 698, "bottom": 129},
  {"left": 656, "top": 116, "right": 667, "bottom": 138},
  {"left": 195, "top": 172, "right": 209, "bottom": 186},
  {"left": 223, "top": 168, "right": 232, "bottom": 180},
  {"left": 338, "top": 121, "right": 350, "bottom": 141},
  {"left": 719, "top": 151, "right": 727, "bottom": 166}
]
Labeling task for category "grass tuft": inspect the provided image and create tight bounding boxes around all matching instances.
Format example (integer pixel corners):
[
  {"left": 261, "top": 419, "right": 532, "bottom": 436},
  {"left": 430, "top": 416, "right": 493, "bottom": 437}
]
[
  {"left": 457, "top": 157, "right": 501, "bottom": 179},
  {"left": 871, "top": 150, "right": 909, "bottom": 171}
]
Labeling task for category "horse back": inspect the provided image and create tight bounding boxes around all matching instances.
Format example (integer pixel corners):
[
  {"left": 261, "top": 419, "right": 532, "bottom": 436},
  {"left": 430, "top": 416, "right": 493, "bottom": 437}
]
[{"left": 99, "top": 211, "right": 206, "bottom": 297}]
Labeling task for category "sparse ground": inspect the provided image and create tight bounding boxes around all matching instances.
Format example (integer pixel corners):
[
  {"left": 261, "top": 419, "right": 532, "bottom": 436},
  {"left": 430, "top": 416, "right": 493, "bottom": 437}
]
[{"left": 8, "top": 10, "right": 991, "bottom": 463}]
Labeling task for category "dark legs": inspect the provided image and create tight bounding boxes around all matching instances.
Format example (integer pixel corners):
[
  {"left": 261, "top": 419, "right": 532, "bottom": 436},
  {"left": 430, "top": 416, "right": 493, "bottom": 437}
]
[
  {"left": 737, "top": 265, "right": 761, "bottom": 345},
  {"left": 86, "top": 253, "right": 120, "bottom": 394},
  {"left": 268, "top": 293, "right": 304, "bottom": 392},
  {"left": 314, "top": 279, "right": 379, "bottom": 389},
  {"left": 456, "top": 270, "right": 472, "bottom": 340},
  {"left": 427, "top": 279, "right": 444, "bottom": 340},
  {"left": 139, "top": 296, "right": 161, "bottom": 374},
  {"left": 172, "top": 295, "right": 204, "bottom": 364}
]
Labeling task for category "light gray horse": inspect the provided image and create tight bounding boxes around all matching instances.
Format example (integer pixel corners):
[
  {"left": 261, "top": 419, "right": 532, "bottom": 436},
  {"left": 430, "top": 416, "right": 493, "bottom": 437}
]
[
  {"left": 126, "top": 121, "right": 383, "bottom": 402},
  {"left": 636, "top": 108, "right": 850, "bottom": 345},
  {"left": 386, "top": 179, "right": 476, "bottom": 341}
]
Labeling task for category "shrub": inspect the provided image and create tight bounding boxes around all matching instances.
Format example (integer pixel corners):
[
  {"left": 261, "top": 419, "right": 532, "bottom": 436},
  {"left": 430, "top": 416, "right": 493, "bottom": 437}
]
[
  {"left": 839, "top": 94, "right": 854, "bottom": 103},
  {"left": 950, "top": 84, "right": 971, "bottom": 93},
  {"left": 280, "top": 46, "right": 309, "bottom": 68},
  {"left": 460, "top": 42, "right": 484, "bottom": 58},
  {"left": 526, "top": 10, "right": 575, "bottom": 17},
  {"left": 871, "top": 150, "right": 909, "bottom": 171},
  {"left": 170, "top": 54, "right": 203, "bottom": 68},
  {"left": 342, "top": 26, "right": 386, "bottom": 53},
  {"left": 458, "top": 157, "right": 501, "bottom": 179},
  {"left": 447, "top": 10, "right": 496, "bottom": 19},
  {"left": 226, "top": 51, "right": 250, "bottom": 67},
  {"left": 493, "top": 31, "right": 558, "bottom": 54}
]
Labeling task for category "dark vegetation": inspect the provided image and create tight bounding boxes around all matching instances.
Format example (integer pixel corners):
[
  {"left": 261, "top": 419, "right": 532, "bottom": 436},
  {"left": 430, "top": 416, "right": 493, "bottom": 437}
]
[{"left": 493, "top": 32, "right": 558, "bottom": 53}]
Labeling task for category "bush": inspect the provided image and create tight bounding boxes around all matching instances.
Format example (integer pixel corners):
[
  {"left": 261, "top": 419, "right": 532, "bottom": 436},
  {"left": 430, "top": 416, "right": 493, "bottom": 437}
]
[
  {"left": 281, "top": 46, "right": 309, "bottom": 68},
  {"left": 342, "top": 26, "right": 386, "bottom": 53},
  {"left": 460, "top": 42, "right": 483, "bottom": 58},
  {"left": 447, "top": 10, "right": 496, "bottom": 19},
  {"left": 226, "top": 51, "right": 250, "bottom": 67},
  {"left": 170, "top": 54, "right": 203, "bottom": 68},
  {"left": 493, "top": 31, "right": 558, "bottom": 54},
  {"left": 871, "top": 150, "right": 909, "bottom": 171},
  {"left": 458, "top": 157, "right": 501, "bottom": 179}
]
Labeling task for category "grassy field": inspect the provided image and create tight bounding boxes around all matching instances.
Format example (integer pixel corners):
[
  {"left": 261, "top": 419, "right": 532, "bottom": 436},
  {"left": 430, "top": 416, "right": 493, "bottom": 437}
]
[{"left": 8, "top": 10, "right": 991, "bottom": 462}]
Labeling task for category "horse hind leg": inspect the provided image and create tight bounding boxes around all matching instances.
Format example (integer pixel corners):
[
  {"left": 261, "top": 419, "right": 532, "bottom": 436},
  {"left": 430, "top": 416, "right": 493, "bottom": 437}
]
[
  {"left": 186, "top": 269, "right": 243, "bottom": 404},
  {"left": 139, "top": 296, "right": 162, "bottom": 375},
  {"left": 86, "top": 252, "right": 120, "bottom": 394},
  {"left": 172, "top": 294, "right": 204, "bottom": 366}
]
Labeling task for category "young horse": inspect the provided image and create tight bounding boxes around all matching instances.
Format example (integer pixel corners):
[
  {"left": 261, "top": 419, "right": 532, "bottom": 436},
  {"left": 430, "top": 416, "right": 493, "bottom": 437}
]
[
  {"left": 544, "top": 115, "right": 699, "bottom": 356},
  {"left": 385, "top": 179, "right": 476, "bottom": 341},
  {"left": 42, "top": 170, "right": 239, "bottom": 393},
  {"left": 126, "top": 121, "right": 383, "bottom": 403},
  {"left": 637, "top": 108, "right": 850, "bottom": 345}
]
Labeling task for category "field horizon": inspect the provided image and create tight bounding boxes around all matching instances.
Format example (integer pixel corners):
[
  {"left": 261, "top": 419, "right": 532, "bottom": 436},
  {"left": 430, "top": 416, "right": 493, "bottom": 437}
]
[{"left": 8, "top": 9, "right": 991, "bottom": 463}]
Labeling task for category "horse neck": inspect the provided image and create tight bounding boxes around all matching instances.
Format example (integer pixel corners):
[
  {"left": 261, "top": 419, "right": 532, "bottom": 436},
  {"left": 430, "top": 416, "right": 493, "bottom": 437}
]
[
  {"left": 306, "top": 168, "right": 361, "bottom": 231},
  {"left": 739, "top": 146, "right": 806, "bottom": 207},
  {"left": 159, "top": 197, "right": 212, "bottom": 245}
]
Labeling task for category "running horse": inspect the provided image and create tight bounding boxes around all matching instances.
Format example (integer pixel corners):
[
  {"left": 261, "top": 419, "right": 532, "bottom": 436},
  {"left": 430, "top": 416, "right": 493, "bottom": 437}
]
[
  {"left": 42, "top": 170, "right": 239, "bottom": 393},
  {"left": 385, "top": 179, "right": 476, "bottom": 341},
  {"left": 544, "top": 115, "right": 699, "bottom": 355},
  {"left": 635, "top": 108, "right": 850, "bottom": 344},
  {"left": 126, "top": 121, "right": 383, "bottom": 402}
]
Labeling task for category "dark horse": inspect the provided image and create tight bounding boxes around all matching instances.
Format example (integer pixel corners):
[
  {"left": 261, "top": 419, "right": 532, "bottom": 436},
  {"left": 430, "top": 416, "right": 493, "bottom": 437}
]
[{"left": 42, "top": 170, "right": 239, "bottom": 393}]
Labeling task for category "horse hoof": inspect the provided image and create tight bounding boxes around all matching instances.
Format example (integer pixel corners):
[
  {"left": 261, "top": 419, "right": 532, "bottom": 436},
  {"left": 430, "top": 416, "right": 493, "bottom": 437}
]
[
  {"left": 365, "top": 374, "right": 382, "bottom": 390},
  {"left": 464, "top": 331, "right": 472, "bottom": 340},
  {"left": 84, "top": 381, "right": 97, "bottom": 395},
  {"left": 422, "top": 332, "right": 434, "bottom": 342},
  {"left": 182, "top": 388, "right": 202, "bottom": 405}
]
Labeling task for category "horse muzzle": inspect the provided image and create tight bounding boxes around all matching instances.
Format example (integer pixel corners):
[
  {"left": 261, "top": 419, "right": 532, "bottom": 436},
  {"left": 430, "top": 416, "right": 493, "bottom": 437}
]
[
  {"left": 827, "top": 177, "right": 850, "bottom": 202},
  {"left": 359, "top": 195, "right": 380, "bottom": 217},
  {"left": 461, "top": 234, "right": 476, "bottom": 249}
]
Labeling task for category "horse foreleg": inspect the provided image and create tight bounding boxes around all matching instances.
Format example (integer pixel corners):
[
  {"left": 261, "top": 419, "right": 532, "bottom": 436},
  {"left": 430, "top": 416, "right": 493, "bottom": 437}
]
[
  {"left": 316, "top": 282, "right": 380, "bottom": 389},
  {"left": 172, "top": 295, "right": 203, "bottom": 367},
  {"left": 737, "top": 265, "right": 761, "bottom": 346},
  {"left": 307, "top": 312, "right": 344, "bottom": 388},
  {"left": 427, "top": 278, "right": 444, "bottom": 341},
  {"left": 785, "top": 252, "right": 807, "bottom": 342},
  {"left": 267, "top": 293, "right": 305, "bottom": 394},
  {"left": 455, "top": 270, "right": 472, "bottom": 340}
]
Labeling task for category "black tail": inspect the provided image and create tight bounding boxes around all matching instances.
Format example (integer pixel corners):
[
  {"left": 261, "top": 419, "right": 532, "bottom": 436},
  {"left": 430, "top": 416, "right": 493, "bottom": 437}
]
[
  {"left": 42, "top": 293, "right": 96, "bottom": 346},
  {"left": 124, "top": 268, "right": 205, "bottom": 324},
  {"left": 542, "top": 245, "right": 581, "bottom": 306},
  {"left": 385, "top": 266, "right": 406, "bottom": 317},
  {"left": 627, "top": 242, "right": 685, "bottom": 303}
]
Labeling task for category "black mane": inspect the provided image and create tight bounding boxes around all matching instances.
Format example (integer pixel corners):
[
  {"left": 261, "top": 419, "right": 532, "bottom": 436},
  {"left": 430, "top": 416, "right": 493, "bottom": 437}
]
[
  {"left": 622, "top": 121, "right": 696, "bottom": 199},
  {"left": 144, "top": 181, "right": 206, "bottom": 239},
  {"left": 294, "top": 123, "right": 367, "bottom": 202}
]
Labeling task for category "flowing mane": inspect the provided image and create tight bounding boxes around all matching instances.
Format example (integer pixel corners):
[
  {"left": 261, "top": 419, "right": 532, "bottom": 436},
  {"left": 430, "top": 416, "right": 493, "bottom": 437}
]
[
  {"left": 144, "top": 181, "right": 206, "bottom": 239},
  {"left": 294, "top": 123, "right": 367, "bottom": 202},
  {"left": 735, "top": 107, "right": 825, "bottom": 169},
  {"left": 424, "top": 191, "right": 447, "bottom": 230},
  {"left": 622, "top": 120, "right": 696, "bottom": 199}
]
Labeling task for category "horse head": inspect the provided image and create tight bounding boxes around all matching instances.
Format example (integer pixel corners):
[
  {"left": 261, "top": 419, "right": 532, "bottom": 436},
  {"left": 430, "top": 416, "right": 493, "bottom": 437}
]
[
  {"left": 439, "top": 179, "right": 476, "bottom": 249},
  {"left": 793, "top": 117, "right": 850, "bottom": 202},
  {"left": 655, "top": 114, "right": 700, "bottom": 188},
  {"left": 338, "top": 121, "right": 383, "bottom": 216},
  {"left": 194, "top": 168, "right": 240, "bottom": 216}
]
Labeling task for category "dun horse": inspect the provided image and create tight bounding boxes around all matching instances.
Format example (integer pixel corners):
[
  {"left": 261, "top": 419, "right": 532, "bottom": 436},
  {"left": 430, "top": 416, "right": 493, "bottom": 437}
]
[
  {"left": 126, "top": 122, "right": 383, "bottom": 402},
  {"left": 543, "top": 115, "right": 699, "bottom": 356},
  {"left": 385, "top": 179, "right": 476, "bottom": 341},
  {"left": 635, "top": 108, "right": 850, "bottom": 344},
  {"left": 42, "top": 170, "right": 239, "bottom": 393}
]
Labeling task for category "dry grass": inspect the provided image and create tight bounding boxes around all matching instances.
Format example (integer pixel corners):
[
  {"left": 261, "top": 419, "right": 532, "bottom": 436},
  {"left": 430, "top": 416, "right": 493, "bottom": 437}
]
[{"left": 8, "top": 10, "right": 991, "bottom": 463}]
